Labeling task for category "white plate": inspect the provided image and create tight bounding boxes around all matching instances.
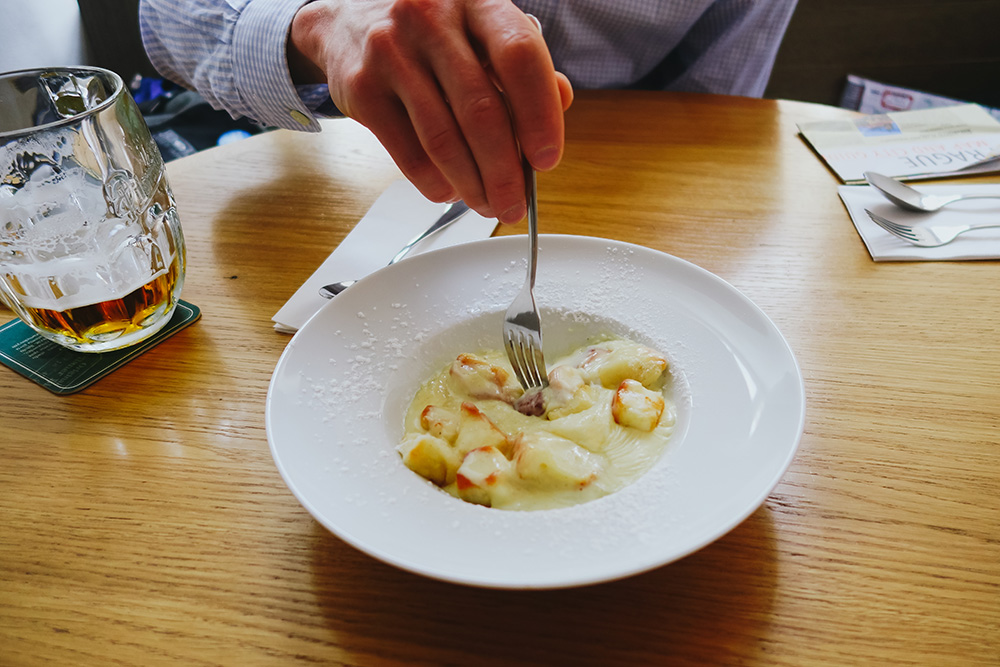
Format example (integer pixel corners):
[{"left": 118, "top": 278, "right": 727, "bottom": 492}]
[{"left": 266, "top": 235, "right": 805, "bottom": 589}]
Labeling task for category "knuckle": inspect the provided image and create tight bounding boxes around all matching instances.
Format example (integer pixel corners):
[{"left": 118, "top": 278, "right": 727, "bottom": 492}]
[
  {"left": 478, "top": 167, "right": 523, "bottom": 217},
  {"left": 457, "top": 179, "right": 489, "bottom": 206},
  {"left": 397, "top": 156, "right": 451, "bottom": 200},
  {"left": 418, "top": 179, "right": 459, "bottom": 204},
  {"left": 423, "top": 182, "right": 459, "bottom": 204},
  {"left": 422, "top": 125, "right": 465, "bottom": 165},
  {"left": 494, "top": 29, "right": 539, "bottom": 65},
  {"left": 389, "top": 0, "right": 441, "bottom": 26},
  {"left": 457, "top": 92, "right": 507, "bottom": 127},
  {"left": 340, "top": 66, "right": 377, "bottom": 103},
  {"left": 490, "top": 173, "right": 523, "bottom": 204},
  {"left": 337, "top": 77, "right": 391, "bottom": 124},
  {"left": 364, "top": 20, "right": 402, "bottom": 60}
]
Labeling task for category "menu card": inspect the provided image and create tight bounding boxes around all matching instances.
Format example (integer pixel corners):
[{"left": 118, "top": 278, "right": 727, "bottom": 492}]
[
  {"left": 839, "top": 74, "right": 1000, "bottom": 121},
  {"left": 798, "top": 104, "right": 1000, "bottom": 184}
]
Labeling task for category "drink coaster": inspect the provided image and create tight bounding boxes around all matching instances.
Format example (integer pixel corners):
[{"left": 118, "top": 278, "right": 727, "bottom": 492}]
[{"left": 0, "top": 300, "right": 201, "bottom": 395}]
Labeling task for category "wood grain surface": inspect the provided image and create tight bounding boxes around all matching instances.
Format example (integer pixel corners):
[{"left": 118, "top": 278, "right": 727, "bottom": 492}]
[{"left": 1, "top": 91, "right": 997, "bottom": 665}]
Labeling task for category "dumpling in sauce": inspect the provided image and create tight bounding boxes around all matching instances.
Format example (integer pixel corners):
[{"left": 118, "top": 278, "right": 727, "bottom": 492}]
[{"left": 397, "top": 337, "right": 675, "bottom": 511}]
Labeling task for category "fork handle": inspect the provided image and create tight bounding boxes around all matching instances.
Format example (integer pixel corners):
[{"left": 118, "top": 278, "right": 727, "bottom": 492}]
[{"left": 523, "top": 157, "right": 539, "bottom": 287}]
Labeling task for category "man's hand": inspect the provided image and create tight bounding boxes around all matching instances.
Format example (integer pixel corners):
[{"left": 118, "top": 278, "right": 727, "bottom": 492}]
[{"left": 289, "top": 0, "right": 573, "bottom": 223}]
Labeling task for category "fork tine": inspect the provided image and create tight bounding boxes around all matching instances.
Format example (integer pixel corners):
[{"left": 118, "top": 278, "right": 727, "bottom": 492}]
[
  {"left": 871, "top": 211, "right": 910, "bottom": 236},
  {"left": 508, "top": 329, "right": 547, "bottom": 389},
  {"left": 865, "top": 209, "right": 919, "bottom": 241},
  {"left": 865, "top": 209, "right": 897, "bottom": 232},
  {"left": 504, "top": 330, "right": 529, "bottom": 389},
  {"left": 504, "top": 328, "right": 548, "bottom": 390},
  {"left": 880, "top": 217, "right": 913, "bottom": 237},
  {"left": 525, "top": 337, "right": 546, "bottom": 387}
]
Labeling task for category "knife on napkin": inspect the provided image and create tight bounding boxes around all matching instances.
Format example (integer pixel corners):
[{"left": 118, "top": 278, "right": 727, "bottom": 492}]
[{"left": 272, "top": 180, "right": 498, "bottom": 333}]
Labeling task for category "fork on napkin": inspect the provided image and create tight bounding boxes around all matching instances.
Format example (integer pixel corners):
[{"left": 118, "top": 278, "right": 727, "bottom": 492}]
[
  {"left": 272, "top": 180, "right": 498, "bottom": 333},
  {"left": 838, "top": 183, "right": 1000, "bottom": 262}
]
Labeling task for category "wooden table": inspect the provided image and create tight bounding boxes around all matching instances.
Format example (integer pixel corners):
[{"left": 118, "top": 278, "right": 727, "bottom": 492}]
[{"left": 2, "top": 91, "right": 997, "bottom": 665}]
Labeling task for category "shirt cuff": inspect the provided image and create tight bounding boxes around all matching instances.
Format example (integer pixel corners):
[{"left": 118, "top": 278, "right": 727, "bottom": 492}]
[
  {"left": 298, "top": 83, "right": 342, "bottom": 117},
  {"left": 232, "top": 0, "right": 324, "bottom": 131}
]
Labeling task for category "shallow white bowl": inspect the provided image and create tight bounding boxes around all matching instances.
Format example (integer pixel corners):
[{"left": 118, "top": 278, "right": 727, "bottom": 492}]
[{"left": 266, "top": 234, "right": 805, "bottom": 589}]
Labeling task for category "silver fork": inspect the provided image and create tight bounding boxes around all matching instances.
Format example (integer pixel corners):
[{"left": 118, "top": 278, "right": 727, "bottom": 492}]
[
  {"left": 502, "top": 158, "right": 548, "bottom": 391},
  {"left": 864, "top": 209, "right": 1000, "bottom": 247}
]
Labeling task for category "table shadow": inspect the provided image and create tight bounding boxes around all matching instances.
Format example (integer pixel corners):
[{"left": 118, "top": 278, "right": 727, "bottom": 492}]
[
  {"left": 308, "top": 504, "right": 779, "bottom": 665},
  {"left": 200, "top": 141, "right": 398, "bottom": 323}
]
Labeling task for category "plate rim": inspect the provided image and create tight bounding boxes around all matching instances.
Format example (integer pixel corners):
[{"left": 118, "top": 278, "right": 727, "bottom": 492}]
[{"left": 266, "top": 234, "right": 805, "bottom": 589}]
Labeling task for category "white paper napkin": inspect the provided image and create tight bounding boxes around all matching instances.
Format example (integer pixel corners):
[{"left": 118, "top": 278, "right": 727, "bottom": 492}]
[
  {"left": 838, "top": 183, "right": 1000, "bottom": 261},
  {"left": 272, "top": 180, "right": 498, "bottom": 333}
]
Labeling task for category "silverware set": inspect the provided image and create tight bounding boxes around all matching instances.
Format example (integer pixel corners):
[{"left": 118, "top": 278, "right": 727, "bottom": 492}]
[{"left": 863, "top": 171, "right": 1000, "bottom": 247}]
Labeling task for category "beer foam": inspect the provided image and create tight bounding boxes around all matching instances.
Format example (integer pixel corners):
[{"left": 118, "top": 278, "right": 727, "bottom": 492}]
[
  {"left": 3, "top": 163, "right": 105, "bottom": 240},
  {"left": 3, "top": 156, "right": 181, "bottom": 312},
  {"left": 10, "top": 252, "right": 175, "bottom": 312}
]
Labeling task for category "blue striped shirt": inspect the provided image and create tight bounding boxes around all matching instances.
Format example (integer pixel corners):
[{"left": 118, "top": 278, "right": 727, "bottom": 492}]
[{"left": 139, "top": 0, "right": 797, "bottom": 132}]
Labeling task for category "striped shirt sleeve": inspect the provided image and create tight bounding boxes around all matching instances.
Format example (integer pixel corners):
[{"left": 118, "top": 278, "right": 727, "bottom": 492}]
[
  {"left": 139, "top": 0, "right": 798, "bottom": 135},
  {"left": 139, "top": 0, "right": 329, "bottom": 131}
]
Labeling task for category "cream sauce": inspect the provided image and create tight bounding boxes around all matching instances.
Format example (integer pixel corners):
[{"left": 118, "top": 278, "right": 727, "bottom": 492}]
[{"left": 399, "top": 339, "right": 675, "bottom": 511}]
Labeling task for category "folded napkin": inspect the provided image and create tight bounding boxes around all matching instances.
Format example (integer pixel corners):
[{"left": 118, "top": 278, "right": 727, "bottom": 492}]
[
  {"left": 273, "top": 180, "right": 498, "bottom": 333},
  {"left": 838, "top": 183, "right": 1000, "bottom": 261}
]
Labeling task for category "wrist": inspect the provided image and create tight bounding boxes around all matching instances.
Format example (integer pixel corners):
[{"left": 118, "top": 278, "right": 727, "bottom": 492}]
[{"left": 288, "top": 1, "right": 329, "bottom": 85}]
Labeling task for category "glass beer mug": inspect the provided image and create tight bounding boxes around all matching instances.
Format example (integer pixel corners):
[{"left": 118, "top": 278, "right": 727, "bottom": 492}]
[{"left": 0, "top": 66, "right": 185, "bottom": 352}]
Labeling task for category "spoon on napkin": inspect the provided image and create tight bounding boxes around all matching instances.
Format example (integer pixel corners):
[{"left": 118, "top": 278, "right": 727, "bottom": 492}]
[{"left": 864, "top": 171, "right": 1000, "bottom": 212}]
